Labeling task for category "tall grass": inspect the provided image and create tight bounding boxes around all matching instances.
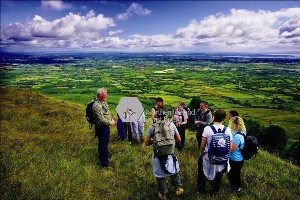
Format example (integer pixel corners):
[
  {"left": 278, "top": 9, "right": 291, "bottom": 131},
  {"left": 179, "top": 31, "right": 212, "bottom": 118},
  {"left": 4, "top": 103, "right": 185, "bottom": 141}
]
[{"left": 1, "top": 88, "right": 299, "bottom": 199}]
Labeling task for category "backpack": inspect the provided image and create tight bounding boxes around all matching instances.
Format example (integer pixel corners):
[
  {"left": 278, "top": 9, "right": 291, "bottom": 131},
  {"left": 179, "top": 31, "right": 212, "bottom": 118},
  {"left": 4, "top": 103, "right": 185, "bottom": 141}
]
[
  {"left": 208, "top": 126, "right": 230, "bottom": 165},
  {"left": 173, "top": 109, "right": 185, "bottom": 127},
  {"left": 236, "top": 132, "right": 259, "bottom": 160},
  {"left": 153, "top": 122, "right": 175, "bottom": 156},
  {"left": 86, "top": 100, "right": 95, "bottom": 129},
  {"left": 195, "top": 109, "right": 212, "bottom": 125},
  {"left": 152, "top": 106, "right": 157, "bottom": 124}
]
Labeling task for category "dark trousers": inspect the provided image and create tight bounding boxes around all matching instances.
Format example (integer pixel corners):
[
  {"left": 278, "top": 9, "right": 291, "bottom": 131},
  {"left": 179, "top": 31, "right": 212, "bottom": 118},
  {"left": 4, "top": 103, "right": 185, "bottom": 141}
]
[
  {"left": 228, "top": 160, "right": 244, "bottom": 189},
  {"left": 196, "top": 127, "right": 205, "bottom": 148},
  {"left": 124, "top": 122, "right": 132, "bottom": 142},
  {"left": 197, "top": 157, "right": 223, "bottom": 195},
  {"left": 176, "top": 125, "right": 186, "bottom": 149},
  {"left": 95, "top": 124, "right": 110, "bottom": 167}
]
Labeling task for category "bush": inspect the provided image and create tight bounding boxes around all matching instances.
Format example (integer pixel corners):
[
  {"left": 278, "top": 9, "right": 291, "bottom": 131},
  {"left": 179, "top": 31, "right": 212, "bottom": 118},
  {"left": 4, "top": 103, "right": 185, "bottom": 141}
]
[
  {"left": 282, "top": 139, "right": 300, "bottom": 165},
  {"left": 258, "top": 125, "right": 288, "bottom": 153},
  {"left": 244, "top": 119, "right": 264, "bottom": 137}
]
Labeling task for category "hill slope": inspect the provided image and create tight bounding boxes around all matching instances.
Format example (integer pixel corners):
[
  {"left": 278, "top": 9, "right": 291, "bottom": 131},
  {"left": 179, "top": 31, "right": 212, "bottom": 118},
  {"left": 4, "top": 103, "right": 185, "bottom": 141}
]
[{"left": 1, "top": 87, "right": 299, "bottom": 199}]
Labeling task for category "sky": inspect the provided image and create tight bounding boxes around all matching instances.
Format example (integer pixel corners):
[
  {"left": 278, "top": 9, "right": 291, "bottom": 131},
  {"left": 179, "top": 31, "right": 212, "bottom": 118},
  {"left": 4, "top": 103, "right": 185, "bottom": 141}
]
[{"left": 1, "top": 0, "right": 300, "bottom": 53}]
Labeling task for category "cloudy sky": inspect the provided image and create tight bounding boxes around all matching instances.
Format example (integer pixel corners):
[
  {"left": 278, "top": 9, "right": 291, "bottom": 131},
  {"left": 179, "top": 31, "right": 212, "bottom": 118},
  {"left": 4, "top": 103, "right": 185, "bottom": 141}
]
[{"left": 1, "top": 0, "right": 300, "bottom": 53}]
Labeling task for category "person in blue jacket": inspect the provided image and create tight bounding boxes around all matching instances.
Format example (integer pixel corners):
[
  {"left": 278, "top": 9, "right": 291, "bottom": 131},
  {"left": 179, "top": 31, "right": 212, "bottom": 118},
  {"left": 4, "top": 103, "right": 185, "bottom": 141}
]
[{"left": 228, "top": 116, "right": 246, "bottom": 196}]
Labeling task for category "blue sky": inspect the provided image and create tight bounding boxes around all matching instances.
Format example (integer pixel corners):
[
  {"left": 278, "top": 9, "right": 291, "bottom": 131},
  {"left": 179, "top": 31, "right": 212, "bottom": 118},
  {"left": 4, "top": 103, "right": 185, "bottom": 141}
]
[{"left": 1, "top": 0, "right": 300, "bottom": 53}]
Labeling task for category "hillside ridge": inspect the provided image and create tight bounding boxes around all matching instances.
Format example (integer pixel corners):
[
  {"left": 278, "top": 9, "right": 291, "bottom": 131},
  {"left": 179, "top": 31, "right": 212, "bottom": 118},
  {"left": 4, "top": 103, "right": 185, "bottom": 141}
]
[{"left": 1, "top": 87, "right": 299, "bottom": 199}]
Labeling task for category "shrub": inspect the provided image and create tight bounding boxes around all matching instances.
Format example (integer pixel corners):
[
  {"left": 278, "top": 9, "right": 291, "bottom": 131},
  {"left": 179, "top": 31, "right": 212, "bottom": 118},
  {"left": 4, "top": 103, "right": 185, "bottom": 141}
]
[
  {"left": 244, "top": 119, "right": 264, "bottom": 137},
  {"left": 282, "top": 139, "right": 300, "bottom": 165},
  {"left": 258, "top": 125, "right": 288, "bottom": 153}
]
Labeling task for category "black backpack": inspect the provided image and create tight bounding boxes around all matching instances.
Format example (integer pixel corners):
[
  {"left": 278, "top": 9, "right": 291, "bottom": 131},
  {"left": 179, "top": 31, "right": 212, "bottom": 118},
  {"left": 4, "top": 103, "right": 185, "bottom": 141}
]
[
  {"left": 237, "top": 132, "right": 259, "bottom": 160},
  {"left": 195, "top": 109, "right": 211, "bottom": 123},
  {"left": 86, "top": 100, "right": 96, "bottom": 128}
]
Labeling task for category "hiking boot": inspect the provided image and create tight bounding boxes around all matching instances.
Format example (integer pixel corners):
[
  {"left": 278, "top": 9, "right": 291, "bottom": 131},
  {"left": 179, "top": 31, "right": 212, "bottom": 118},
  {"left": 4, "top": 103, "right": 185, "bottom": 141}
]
[
  {"left": 158, "top": 192, "right": 167, "bottom": 200},
  {"left": 235, "top": 188, "right": 242, "bottom": 196},
  {"left": 175, "top": 187, "right": 184, "bottom": 196}
]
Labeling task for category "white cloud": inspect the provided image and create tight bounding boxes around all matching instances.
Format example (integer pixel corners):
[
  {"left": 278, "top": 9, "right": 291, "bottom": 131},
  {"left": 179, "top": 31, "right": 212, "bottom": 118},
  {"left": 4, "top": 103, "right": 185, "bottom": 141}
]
[
  {"left": 1, "top": 7, "right": 300, "bottom": 52},
  {"left": 173, "top": 8, "right": 300, "bottom": 52},
  {"left": 279, "top": 15, "right": 300, "bottom": 38},
  {"left": 116, "top": 13, "right": 129, "bottom": 21},
  {"left": 108, "top": 29, "right": 124, "bottom": 36},
  {"left": 1, "top": 11, "right": 115, "bottom": 41},
  {"left": 116, "top": 3, "right": 152, "bottom": 20},
  {"left": 41, "top": 0, "right": 72, "bottom": 11}
]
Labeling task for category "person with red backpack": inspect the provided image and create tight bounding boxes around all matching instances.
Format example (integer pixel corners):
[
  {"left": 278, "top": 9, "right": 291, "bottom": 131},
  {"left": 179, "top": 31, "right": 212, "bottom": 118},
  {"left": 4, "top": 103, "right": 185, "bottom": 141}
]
[{"left": 197, "top": 109, "right": 233, "bottom": 196}]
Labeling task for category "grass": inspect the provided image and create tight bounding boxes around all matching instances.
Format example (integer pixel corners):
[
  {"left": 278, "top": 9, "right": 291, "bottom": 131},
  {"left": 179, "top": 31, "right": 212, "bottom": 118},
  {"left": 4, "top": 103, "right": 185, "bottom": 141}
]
[{"left": 1, "top": 87, "right": 300, "bottom": 199}]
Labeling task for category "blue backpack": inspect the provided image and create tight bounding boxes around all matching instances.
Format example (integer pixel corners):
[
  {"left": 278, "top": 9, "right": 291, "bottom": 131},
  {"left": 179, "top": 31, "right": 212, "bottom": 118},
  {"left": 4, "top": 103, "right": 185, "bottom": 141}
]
[{"left": 208, "top": 126, "right": 230, "bottom": 165}]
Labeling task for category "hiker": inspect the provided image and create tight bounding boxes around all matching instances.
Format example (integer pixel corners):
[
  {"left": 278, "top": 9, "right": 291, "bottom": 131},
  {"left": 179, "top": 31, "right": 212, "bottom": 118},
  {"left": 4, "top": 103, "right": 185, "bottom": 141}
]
[
  {"left": 173, "top": 101, "right": 188, "bottom": 150},
  {"left": 197, "top": 109, "right": 233, "bottom": 196},
  {"left": 151, "top": 97, "right": 163, "bottom": 124},
  {"left": 145, "top": 107, "right": 184, "bottom": 200},
  {"left": 227, "top": 110, "right": 239, "bottom": 129},
  {"left": 228, "top": 116, "right": 246, "bottom": 196},
  {"left": 132, "top": 111, "right": 146, "bottom": 143},
  {"left": 228, "top": 110, "right": 239, "bottom": 120},
  {"left": 93, "top": 88, "right": 115, "bottom": 168},
  {"left": 123, "top": 109, "right": 134, "bottom": 144},
  {"left": 116, "top": 114, "right": 126, "bottom": 141},
  {"left": 194, "top": 102, "right": 212, "bottom": 148}
]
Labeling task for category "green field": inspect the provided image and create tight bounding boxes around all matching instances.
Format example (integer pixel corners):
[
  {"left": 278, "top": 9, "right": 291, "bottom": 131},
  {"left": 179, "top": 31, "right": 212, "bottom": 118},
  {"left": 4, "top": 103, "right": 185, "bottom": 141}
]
[{"left": 2, "top": 57, "right": 299, "bottom": 139}]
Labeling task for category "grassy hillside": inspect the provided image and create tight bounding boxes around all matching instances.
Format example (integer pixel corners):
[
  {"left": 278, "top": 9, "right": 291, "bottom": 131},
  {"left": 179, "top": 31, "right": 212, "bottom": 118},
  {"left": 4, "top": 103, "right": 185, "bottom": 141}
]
[{"left": 1, "top": 87, "right": 299, "bottom": 199}]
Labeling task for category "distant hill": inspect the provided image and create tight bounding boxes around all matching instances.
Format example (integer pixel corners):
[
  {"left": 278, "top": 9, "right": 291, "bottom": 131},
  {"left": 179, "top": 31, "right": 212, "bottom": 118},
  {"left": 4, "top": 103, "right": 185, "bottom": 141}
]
[{"left": 1, "top": 87, "right": 299, "bottom": 199}]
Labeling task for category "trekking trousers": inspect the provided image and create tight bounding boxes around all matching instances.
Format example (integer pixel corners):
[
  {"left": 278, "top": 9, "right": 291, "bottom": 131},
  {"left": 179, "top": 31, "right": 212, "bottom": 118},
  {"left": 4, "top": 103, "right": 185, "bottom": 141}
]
[
  {"left": 95, "top": 124, "right": 110, "bottom": 167},
  {"left": 177, "top": 125, "right": 186, "bottom": 149},
  {"left": 196, "top": 127, "right": 205, "bottom": 148},
  {"left": 228, "top": 159, "right": 244, "bottom": 189},
  {"left": 197, "top": 156, "right": 223, "bottom": 195},
  {"left": 156, "top": 173, "right": 182, "bottom": 195}
]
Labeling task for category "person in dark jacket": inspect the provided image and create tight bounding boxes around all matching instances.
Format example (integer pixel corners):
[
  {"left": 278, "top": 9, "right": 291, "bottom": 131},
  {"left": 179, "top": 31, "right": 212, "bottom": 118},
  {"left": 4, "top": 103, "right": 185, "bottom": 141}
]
[{"left": 194, "top": 102, "right": 212, "bottom": 148}]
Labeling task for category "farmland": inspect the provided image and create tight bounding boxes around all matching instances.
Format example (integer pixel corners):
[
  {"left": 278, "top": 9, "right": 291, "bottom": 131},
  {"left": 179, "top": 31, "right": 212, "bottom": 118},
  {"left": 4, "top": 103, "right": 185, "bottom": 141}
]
[{"left": 1, "top": 52, "right": 299, "bottom": 138}]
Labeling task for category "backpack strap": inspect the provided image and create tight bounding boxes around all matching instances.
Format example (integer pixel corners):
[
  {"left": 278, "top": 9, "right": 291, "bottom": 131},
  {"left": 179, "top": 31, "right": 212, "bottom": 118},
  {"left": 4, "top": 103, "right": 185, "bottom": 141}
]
[
  {"left": 235, "top": 131, "right": 245, "bottom": 149},
  {"left": 210, "top": 125, "right": 217, "bottom": 134},
  {"left": 156, "top": 154, "right": 178, "bottom": 174},
  {"left": 204, "top": 109, "right": 210, "bottom": 117},
  {"left": 222, "top": 126, "right": 227, "bottom": 133},
  {"left": 152, "top": 107, "right": 157, "bottom": 124},
  {"left": 210, "top": 125, "right": 226, "bottom": 134}
]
